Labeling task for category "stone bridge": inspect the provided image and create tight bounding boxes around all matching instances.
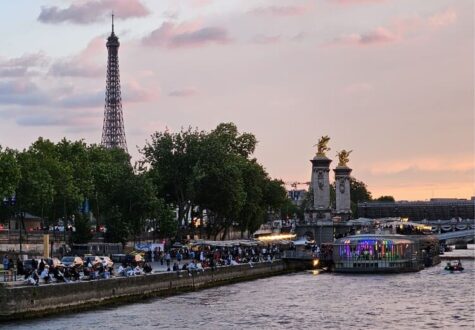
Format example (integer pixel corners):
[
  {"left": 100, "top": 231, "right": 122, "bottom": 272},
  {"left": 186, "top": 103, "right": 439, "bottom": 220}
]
[{"left": 436, "top": 229, "right": 475, "bottom": 244}]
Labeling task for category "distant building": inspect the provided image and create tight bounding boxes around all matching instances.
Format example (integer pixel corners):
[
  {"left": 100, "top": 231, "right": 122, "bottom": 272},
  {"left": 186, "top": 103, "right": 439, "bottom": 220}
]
[
  {"left": 288, "top": 189, "right": 307, "bottom": 206},
  {"left": 9, "top": 213, "right": 43, "bottom": 231},
  {"left": 357, "top": 197, "right": 475, "bottom": 221}
]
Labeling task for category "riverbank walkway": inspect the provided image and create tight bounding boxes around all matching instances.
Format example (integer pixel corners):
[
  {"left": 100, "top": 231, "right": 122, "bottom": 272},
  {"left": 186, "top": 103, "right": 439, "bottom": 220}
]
[{"left": 0, "top": 258, "right": 276, "bottom": 288}]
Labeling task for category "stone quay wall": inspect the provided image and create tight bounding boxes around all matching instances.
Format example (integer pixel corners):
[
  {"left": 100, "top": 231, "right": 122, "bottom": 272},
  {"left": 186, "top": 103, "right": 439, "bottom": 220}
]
[{"left": 0, "top": 261, "right": 298, "bottom": 321}]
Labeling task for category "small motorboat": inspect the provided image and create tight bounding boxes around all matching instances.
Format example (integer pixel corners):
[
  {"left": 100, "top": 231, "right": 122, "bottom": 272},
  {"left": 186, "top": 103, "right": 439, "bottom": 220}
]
[{"left": 445, "top": 262, "right": 464, "bottom": 272}]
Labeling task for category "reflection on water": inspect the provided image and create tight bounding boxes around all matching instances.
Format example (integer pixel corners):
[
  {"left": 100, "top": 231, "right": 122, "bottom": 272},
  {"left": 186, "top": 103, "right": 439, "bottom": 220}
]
[{"left": 2, "top": 261, "right": 474, "bottom": 330}]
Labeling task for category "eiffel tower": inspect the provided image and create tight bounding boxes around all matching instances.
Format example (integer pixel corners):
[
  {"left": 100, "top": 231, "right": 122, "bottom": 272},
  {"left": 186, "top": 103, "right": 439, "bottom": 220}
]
[{"left": 101, "top": 14, "right": 127, "bottom": 152}]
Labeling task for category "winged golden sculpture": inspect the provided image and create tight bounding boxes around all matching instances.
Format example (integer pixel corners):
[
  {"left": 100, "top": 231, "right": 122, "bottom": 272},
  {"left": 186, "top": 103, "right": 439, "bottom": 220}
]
[
  {"left": 337, "top": 149, "right": 352, "bottom": 167},
  {"left": 315, "top": 135, "right": 331, "bottom": 156}
]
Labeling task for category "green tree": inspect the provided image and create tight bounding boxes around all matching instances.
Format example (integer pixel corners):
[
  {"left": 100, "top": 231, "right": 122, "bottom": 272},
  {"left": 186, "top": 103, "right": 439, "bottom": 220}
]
[
  {"left": 236, "top": 159, "right": 267, "bottom": 237},
  {"left": 104, "top": 205, "right": 129, "bottom": 247},
  {"left": 0, "top": 146, "right": 20, "bottom": 199},
  {"left": 349, "top": 177, "right": 372, "bottom": 217},
  {"left": 0, "top": 146, "right": 21, "bottom": 223},
  {"left": 153, "top": 199, "right": 177, "bottom": 239},
  {"left": 142, "top": 127, "right": 204, "bottom": 236},
  {"left": 72, "top": 213, "right": 93, "bottom": 244}
]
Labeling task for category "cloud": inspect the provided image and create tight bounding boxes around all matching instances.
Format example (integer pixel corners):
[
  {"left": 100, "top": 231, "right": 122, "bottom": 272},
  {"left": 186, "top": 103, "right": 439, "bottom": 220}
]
[
  {"left": 329, "top": 8, "right": 457, "bottom": 47},
  {"left": 191, "top": 0, "right": 213, "bottom": 7},
  {"left": 0, "top": 67, "right": 28, "bottom": 77},
  {"left": 49, "top": 37, "right": 104, "bottom": 77},
  {"left": 0, "top": 52, "right": 48, "bottom": 67},
  {"left": 16, "top": 110, "right": 101, "bottom": 128},
  {"left": 168, "top": 87, "right": 197, "bottom": 97},
  {"left": 162, "top": 10, "right": 179, "bottom": 20},
  {"left": 58, "top": 90, "right": 104, "bottom": 108},
  {"left": 330, "top": 0, "right": 385, "bottom": 5},
  {"left": 0, "top": 79, "right": 49, "bottom": 106},
  {"left": 49, "top": 60, "right": 103, "bottom": 78},
  {"left": 332, "top": 26, "right": 401, "bottom": 46},
  {"left": 143, "top": 22, "right": 230, "bottom": 48},
  {"left": 428, "top": 8, "right": 457, "bottom": 28},
  {"left": 249, "top": 5, "right": 310, "bottom": 16},
  {"left": 123, "top": 80, "right": 160, "bottom": 102},
  {"left": 0, "top": 52, "right": 48, "bottom": 77},
  {"left": 251, "top": 35, "right": 281, "bottom": 45},
  {"left": 16, "top": 115, "right": 66, "bottom": 127},
  {"left": 38, "top": 0, "right": 149, "bottom": 24}
]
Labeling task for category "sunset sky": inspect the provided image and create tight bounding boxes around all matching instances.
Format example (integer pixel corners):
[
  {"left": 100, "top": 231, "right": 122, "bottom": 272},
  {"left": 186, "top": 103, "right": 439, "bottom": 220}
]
[{"left": 0, "top": 0, "right": 473, "bottom": 201}]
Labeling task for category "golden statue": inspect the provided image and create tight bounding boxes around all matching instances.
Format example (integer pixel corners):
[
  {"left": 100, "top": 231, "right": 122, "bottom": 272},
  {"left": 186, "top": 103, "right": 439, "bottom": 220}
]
[
  {"left": 337, "top": 149, "right": 352, "bottom": 167},
  {"left": 314, "top": 135, "right": 331, "bottom": 156}
]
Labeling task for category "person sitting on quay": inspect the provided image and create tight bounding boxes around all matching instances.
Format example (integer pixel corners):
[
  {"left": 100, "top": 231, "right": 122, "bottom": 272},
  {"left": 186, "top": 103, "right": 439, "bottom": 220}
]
[
  {"left": 117, "top": 263, "right": 127, "bottom": 276},
  {"left": 196, "top": 262, "right": 204, "bottom": 272},
  {"left": 27, "top": 269, "right": 40, "bottom": 286},
  {"left": 39, "top": 265, "right": 51, "bottom": 284},
  {"left": 134, "top": 265, "right": 143, "bottom": 276},
  {"left": 52, "top": 265, "right": 68, "bottom": 283},
  {"left": 126, "top": 266, "right": 135, "bottom": 277}
]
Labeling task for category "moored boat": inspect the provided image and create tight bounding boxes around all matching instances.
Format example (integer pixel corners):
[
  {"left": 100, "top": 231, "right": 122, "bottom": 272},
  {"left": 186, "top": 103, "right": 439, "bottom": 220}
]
[{"left": 332, "top": 234, "right": 423, "bottom": 273}]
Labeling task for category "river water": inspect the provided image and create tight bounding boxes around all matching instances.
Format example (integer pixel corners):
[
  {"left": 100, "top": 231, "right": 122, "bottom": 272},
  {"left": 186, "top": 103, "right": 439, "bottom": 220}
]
[{"left": 2, "top": 260, "right": 474, "bottom": 330}]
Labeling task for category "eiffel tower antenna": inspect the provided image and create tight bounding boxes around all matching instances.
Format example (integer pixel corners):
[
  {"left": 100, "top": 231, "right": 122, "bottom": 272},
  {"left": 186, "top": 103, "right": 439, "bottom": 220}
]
[{"left": 101, "top": 13, "right": 128, "bottom": 152}]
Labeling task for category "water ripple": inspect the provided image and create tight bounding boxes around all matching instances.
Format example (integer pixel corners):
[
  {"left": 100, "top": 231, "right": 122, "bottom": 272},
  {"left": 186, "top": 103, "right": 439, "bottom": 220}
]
[{"left": 1, "top": 261, "right": 474, "bottom": 330}]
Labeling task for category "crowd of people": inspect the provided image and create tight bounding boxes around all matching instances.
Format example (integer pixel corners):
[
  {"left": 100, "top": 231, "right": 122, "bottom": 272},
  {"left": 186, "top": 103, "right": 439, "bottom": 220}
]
[
  {"left": 21, "top": 258, "right": 115, "bottom": 285},
  {"left": 1, "top": 243, "right": 284, "bottom": 285},
  {"left": 155, "top": 244, "right": 283, "bottom": 272}
]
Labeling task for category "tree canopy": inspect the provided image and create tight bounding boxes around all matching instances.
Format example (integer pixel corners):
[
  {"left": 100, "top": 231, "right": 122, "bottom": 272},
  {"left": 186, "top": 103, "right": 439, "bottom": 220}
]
[
  {"left": 142, "top": 123, "right": 288, "bottom": 239},
  {"left": 0, "top": 122, "right": 289, "bottom": 243}
]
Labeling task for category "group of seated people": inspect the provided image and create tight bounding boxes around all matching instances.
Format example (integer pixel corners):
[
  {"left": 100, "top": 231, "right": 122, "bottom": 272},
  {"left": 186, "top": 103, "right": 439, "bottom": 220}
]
[
  {"left": 116, "top": 262, "right": 153, "bottom": 277},
  {"left": 25, "top": 258, "right": 114, "bottom": 285},
  {"left": 25, "top": 261, "right": 79, "bottom": 286}
]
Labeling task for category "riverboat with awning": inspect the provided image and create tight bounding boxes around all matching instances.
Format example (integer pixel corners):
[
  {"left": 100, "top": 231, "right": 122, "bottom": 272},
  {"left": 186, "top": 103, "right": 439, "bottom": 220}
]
[{"left": 332, "top": 234, "right": 423, "bottom": 273}]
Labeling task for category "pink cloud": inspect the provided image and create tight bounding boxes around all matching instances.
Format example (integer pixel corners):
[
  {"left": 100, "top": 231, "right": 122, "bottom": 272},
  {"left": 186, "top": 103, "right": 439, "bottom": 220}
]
[
  {"left": 249, "top": 5, "right": 310, "bottom": 16},
  {"left": 0, "top": 79, "right": 49, "bottom": 106},
  {"left": 191, "top": 0, "right": 213, "bottom": 7},
  {"left": 329, "top": 8, "right": 456, "bottom": 47},
  {"left": 49, "top": 37, "right": 104, "bottom": 77},
  {"left": 428, "top": 8, "right": 457, "bottom": 28},
  {"left": 168, "top": 87, "right": 197, "bottom": 97},
  {"left": 251, "top": 35, "right": 281, "bottom": 45},
  {"left": 123, "top": 80, "right": 160, "bottom": 103},
  {"left": 143, "top": 22, "right": 230, "bottom": 48},
  {"left": 331, "top": 0, "right": 385, "bottom": 5},
  {"left": 38, "top": 0, "right": 149, "bottom": 24},
  {"left": 332, "top": 26, "right": 401, "bottom": 46},
  {"left": 0, "top": 52, "right": 48, "bottom": 77}
]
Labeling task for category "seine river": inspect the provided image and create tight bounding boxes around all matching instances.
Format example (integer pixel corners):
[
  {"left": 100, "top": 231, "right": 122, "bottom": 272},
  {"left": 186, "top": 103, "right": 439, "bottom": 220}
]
[{"left": 2, "top": 261, "right": 474, "bottom": 330}]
